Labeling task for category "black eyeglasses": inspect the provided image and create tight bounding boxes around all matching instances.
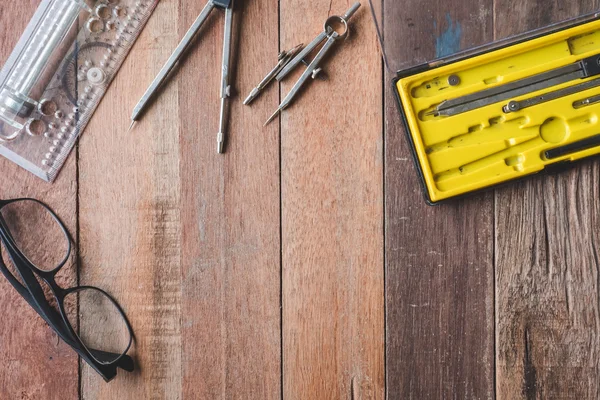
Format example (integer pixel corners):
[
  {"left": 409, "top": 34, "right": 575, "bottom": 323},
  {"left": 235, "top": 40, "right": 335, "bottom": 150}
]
[{"left": 0, "top": 198, "right": 134, "bottom": 382}]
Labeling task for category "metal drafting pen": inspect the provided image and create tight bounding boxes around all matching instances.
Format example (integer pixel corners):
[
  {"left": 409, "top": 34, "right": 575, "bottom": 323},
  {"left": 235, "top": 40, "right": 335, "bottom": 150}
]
[
  {"left": 217, "top": 2, "right": 234, "bottom": 153},
  {"left": 129, "top": 0, "right": 218, "bottom": 127}
]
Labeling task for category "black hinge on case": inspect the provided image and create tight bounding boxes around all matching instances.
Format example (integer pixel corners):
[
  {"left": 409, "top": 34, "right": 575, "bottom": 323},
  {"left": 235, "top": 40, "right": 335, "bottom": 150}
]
[
  {"left": 544, "top": 160, "right": 573, "bottom": 174},
  {"left": 581, "top": 54, "right": 600, "bottom": 77},
  {"left": 396, "top": 63, "right": 432, "bottom": 79}
]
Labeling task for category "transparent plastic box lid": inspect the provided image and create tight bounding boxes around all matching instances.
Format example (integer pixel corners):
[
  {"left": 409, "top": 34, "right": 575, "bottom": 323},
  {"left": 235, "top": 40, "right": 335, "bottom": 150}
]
[
  {"left": 368, "top": 0, "right": 600, "bottom": 75},
  {"left": 0, "top": 0, "right": 158, "bottom": 182}
]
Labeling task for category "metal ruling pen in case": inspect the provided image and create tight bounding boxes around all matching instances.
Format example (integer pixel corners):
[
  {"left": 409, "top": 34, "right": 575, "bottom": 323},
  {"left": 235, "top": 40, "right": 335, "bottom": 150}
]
[{"left": 130, "top": 0, "right": 235, "bottom": 154}]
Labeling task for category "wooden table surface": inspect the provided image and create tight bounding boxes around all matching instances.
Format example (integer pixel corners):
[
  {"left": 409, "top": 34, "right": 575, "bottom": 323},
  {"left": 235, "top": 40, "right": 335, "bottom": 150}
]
[{"left": 1, "top": 0, "right": 600, "bottom": 399}]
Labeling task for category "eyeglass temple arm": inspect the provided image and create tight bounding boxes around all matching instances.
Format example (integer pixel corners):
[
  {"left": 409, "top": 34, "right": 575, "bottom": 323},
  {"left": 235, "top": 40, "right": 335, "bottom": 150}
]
[
  {"left": 0, "top": 261, "right": 79, "bottom": 346},
  {"left": 0, "top": 218, "right": 81, "bottom": 344},
  {"left": 91, "top": 349, "right": 135, "bottom": 371},
  {"left": 0, "top": 227, "right": 69, "bottom": 330}
]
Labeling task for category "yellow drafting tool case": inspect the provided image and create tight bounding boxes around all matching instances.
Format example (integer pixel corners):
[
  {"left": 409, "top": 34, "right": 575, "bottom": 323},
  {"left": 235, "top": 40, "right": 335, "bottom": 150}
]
[{"left": 369, "top": 3, "right": 600, "bottom": 204}]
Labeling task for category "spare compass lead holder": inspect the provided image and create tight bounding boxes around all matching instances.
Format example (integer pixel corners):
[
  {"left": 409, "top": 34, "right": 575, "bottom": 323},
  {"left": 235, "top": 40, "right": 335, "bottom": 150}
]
[
  {"left": 0, "top": 198, "right": 134, "bottom": 382},
  {"left": 131, "top": 0, "right": 235, "bottom": 154},
  {"left": 243, "top": 44, "right": 304, "bottom": 106}
]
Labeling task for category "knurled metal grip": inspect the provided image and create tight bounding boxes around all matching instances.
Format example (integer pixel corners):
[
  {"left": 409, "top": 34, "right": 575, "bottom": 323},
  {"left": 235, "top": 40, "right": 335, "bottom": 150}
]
[{"left": 213, "top": 0, "right": 232, "bottom": 8}]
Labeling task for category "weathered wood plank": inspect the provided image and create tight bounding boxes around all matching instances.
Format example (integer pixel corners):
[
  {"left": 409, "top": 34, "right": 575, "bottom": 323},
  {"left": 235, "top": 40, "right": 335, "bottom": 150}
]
[
  {"left": 280, "top": 1, "right": 384, "bottom": 398},
  {"left": 178, "top": 0, "right": 282, "bottom": 397},
  {"left": 494, "top": 1, "right": 600, "bottom": 398},
  {"left": 383, "top": 1, "right": 495, "bottom": 398},
  {"left": 0, "top": 2, "right": 79, "bottom": 399},
  {"left": 78, "top": 0, "right": 182, "bottom": 397}
]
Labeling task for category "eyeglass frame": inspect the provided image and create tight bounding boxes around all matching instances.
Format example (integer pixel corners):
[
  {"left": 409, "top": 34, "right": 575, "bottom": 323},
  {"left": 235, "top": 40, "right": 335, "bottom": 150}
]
[{"left": 0, "top": 198, "right": 135, "bottom": 382}]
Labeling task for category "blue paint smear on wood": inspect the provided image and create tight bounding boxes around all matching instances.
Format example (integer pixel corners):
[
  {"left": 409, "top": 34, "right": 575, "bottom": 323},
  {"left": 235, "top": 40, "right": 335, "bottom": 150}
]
[{"left": 434, "top": 14, "right": 463, "bottom": 58}]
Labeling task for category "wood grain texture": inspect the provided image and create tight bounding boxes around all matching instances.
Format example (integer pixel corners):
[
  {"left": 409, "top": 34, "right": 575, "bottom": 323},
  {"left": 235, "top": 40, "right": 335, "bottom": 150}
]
[
  {"left": 178, "top": 0, "right": 281, "bottom": 398},
  {"left": 0, "top": 2, "right": 79, "bottom": 399},
  {"left": 12, "top": 0, "right": 600, "bottom": 398},
  {"left": 280, "top": 1, "right": 384, "bottom": 399},
  {"left": 78, "top": 0, "right": 183, "bottom": 397},
  {"left": 383, "top": 1, "right": 496, "bottom": 399},
  {"left": 79, "top": 0, "right": 282, "bottom": 397},
  {"left": 494, "top": 1, "right": 600, "bottom": 398}
]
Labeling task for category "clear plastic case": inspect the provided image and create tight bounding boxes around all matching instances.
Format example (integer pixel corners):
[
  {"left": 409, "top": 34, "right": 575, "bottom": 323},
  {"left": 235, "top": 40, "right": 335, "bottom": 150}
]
[{"left": 0, "top": 0, "right": 158, "bottom": 181}]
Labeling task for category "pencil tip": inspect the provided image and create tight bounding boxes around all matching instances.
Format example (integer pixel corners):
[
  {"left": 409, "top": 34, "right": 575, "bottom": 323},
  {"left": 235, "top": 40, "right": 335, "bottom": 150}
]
[
  {"left": 264, "top": 109, "right": 280, "bottom": 126},
  {"left": 128, "top": 120, "right": 136, "bottom": 132},
  {"left": 291, "top": 43, "right": 304, "bottom": 54}
]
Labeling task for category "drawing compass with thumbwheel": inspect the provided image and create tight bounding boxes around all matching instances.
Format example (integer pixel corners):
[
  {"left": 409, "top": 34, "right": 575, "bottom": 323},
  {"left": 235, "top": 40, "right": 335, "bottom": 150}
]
[{"left": 130, "top": 0, "right": 235, "bottom": 154}]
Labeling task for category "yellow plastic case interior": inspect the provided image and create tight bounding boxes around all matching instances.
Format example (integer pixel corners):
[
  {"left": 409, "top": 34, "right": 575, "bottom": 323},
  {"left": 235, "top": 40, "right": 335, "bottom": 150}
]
[{"left": 397, "top": 19, "right": 600, "bottom": 204}]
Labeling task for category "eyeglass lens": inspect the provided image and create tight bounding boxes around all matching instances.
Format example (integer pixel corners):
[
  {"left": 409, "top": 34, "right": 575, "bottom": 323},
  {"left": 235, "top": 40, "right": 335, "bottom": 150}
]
[
  {"left": 0, "top": 199, "right": 70, "bottom": 272},
  {"left": 63, "top": 287, "right": 131, "bottom": 364}
]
